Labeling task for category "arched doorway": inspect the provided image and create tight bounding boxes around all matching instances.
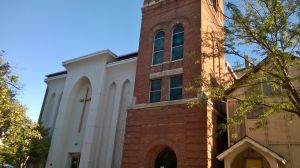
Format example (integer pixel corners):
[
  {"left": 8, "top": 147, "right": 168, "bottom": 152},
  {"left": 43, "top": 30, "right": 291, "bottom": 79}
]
[{"left": 155, "top": 147, "right": 177, "bottom": 168}]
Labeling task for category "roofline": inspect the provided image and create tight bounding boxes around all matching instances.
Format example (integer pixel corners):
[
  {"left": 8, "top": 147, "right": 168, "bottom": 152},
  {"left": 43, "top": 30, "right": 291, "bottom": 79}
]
[
  {"left": 217, "top": 137, "right": 287, "bottom": 164},
  {"left": 44, "top": 51, "right": 137, "bottom": 80},
  {"left": 46, "top": 70, "right": 67, "bottom": 78},
  {"left": 226, "top": 61, "right": 238, "bottom": 80},
  {"left": 107, "top": 57, "right": 137, "bottom": 68},
  {"left": 45, "top": 72, "right": 67, "bottom": 82},
  {"left": 225, "top": 55, "right": 299, "bottom": 95},
  {"left": 118, "top": 51, "right": 138, "bottom": 58},
  {"left": 62, "top": 49, "right": 117, "bottom": 66}
]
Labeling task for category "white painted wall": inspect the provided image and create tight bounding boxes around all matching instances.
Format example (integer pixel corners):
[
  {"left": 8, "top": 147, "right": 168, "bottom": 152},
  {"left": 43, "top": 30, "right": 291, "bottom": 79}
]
[
  {"left": 41, "top": 76, "right": 66, "bottom": 134},
  {"left": 40, "top": 50, "right": 137, "bottom": 168},
  {"left": 95, "top": 58, "right": 136, "bottom": 168}
]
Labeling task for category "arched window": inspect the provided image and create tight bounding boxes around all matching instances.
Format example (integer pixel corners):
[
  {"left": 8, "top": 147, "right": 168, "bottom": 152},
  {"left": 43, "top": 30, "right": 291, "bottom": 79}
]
[
  {"left": 153, "top": 31, "right": 165, "bottom": 65},
  {"left": 171, "top": 25, "right": 184, "bottom": 61}
]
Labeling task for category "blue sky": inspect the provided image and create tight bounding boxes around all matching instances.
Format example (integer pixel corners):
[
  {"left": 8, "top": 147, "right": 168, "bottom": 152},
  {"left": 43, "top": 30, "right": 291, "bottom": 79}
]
[
  {"left": 0, "top": 0, "right": 143, "bottom": 121},
  {"left": 0, "top": 0, "right": 243, "bottom": 122}
]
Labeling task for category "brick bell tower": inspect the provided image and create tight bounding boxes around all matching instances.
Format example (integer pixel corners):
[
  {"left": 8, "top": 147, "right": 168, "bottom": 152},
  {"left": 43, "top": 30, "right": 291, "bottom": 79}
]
[{"left": 122, "top": 0, "right": 226, "bottom": 168}]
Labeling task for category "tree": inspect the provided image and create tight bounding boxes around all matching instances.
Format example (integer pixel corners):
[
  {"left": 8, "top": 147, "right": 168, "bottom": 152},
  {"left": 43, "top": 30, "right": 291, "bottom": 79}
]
[
  {"left": 27, "top": 125, "right": 50, "bottom": 166},
  {"left": 0, "top": 50, "right": 19, "bottom": 139},
  {"left": 0, "top": 104, "right": 40, "bottom": 168},
  {"left": 189, "top": 0, "right": 300, "bottom": 128},
  {"left": 0, "top": 53, "right": 50, "bottom": 167}
]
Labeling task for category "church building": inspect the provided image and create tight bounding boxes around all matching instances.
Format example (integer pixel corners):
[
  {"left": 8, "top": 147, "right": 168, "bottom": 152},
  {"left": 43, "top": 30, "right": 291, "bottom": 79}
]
[
  {"left": 121, "top": 0, "right": 227, "bottom": 168},
  {"left": 39, "top": 50, "right": 137, "bottom": 168},
  {"left": 39, "top": 0, "right": 230, "bottom": 168}
]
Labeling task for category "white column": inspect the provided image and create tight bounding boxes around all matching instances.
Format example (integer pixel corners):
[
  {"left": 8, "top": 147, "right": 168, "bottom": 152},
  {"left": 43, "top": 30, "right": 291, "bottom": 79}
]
[
  {"left": 79, "top": 90, "right": 101, "bottom": 168},
  {"left": 47, "top": 78, "right": 73, "bottom": 168},
  {"left": 104, "top": 83, "right": 123, "bottom": 168},
  {"left": 80, "top": 68, "right": 106, "bottom": 168}
]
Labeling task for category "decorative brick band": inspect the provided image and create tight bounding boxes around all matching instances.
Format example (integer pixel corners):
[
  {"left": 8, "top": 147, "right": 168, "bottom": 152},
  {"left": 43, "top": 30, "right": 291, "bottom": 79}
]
[
  {"left": 129, "top": 98, "right": 198, "bottom": 109},
  {"left": 149, "top": 67, "right": 183, "bottom": 79}
]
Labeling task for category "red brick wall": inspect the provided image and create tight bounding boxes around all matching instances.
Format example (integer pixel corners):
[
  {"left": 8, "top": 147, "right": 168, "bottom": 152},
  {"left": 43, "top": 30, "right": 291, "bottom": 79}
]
[
  {"left": 122, "top": 0, "right": 226, "bottom": 168},
  {"left": 134, "top": 0, "right": 202, "bottom": 104},
  {"left": 122, "top": 105, "right": 209, "bottom": 168}
]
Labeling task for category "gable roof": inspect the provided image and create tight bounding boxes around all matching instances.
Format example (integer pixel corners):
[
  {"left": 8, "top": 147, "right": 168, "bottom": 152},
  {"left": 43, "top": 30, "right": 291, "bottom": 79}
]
[
  {"left": 62, "top": 49, "right": 117, "bottom": 66},
  {"left": 217, "top": 137, "right": 287, "bottom": 164},
  {"left": 45, "top": 51, "right": 138, "bottom": 79}
]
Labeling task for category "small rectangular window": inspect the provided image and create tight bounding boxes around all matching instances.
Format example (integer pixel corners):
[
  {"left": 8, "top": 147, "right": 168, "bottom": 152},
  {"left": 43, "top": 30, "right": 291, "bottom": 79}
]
[
  {"left": 150, "top": 79, "right": 161, "bottom": 103},
  {"left": 170, "top": 76, "right": 183, "bottom": 100}
]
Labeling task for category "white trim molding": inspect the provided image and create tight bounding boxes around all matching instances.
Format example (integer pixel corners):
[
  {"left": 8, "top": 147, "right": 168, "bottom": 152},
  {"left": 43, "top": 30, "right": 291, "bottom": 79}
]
[
  {"left": 63, "top": 49, "right": 117, "bottom": 66},
  {"left": 217, "top": 137, "right": 287, "bottom": 164},
  {"left": 106, "top": 57, "right": 137, "bottom": 68}
]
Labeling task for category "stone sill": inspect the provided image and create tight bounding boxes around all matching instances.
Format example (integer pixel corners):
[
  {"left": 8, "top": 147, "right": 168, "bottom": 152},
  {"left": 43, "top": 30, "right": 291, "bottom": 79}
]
[
  {"left": 150, "top": 68, "right": 183, "bottom": 79},
  {"left": 142, "top": 0, "right": 166, "bottom": 9},
  {"left": 129, "top": 98, "right": 198, "bottom": 110}
]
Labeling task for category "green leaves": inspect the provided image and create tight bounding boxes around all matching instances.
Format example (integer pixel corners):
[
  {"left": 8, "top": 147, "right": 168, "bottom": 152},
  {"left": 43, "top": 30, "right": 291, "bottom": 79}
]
[
  {"left": 0, "top": 54, "right": 49, "bottom": 167},
  {"left": 189, "top": 0, "right": 299, "bottom": 132}
]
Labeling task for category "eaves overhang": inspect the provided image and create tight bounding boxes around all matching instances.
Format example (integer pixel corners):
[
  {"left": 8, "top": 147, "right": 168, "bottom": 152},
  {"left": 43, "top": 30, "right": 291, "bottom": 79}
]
[
  {"left": 62, "top": 49, "right": 117, "bottom": 67},
  {"left": 217, "top": 137, "right": 287, "bottom": 164}
]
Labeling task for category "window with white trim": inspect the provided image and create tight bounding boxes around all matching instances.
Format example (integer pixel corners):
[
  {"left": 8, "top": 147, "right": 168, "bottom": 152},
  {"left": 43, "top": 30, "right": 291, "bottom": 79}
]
[
  {"left": 171, "top": 25, "right": 184, "bottom": 61},
  {"left": 153, "top": 31, "right": 165, "bottom": 64},
  {"left": 170, "top": 75, "right": 183, "bottom": 100},
  {"left": 150, "top": 79, "right": 162, "bottom": 103}
]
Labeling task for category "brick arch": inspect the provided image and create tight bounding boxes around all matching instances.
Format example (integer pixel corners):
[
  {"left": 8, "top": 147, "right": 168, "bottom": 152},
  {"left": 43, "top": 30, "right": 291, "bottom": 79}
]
[
  {"left": 168, "top": 16, "right": 192, "bottom": 30},
  {"left": 148, "top": 16, "right": 192, "bottom": 41},
  {"left": 148, "top": 22, "right": 169, "bottom": 41},
  {"left": 143, "top": 139, "right": 183, "bottom": 168}
]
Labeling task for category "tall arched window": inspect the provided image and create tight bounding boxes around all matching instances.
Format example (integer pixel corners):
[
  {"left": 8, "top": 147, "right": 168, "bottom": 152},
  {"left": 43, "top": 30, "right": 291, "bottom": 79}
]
[
  {"left": 171, "top": 25, "right": 184, "bottom": 61},
  {"left": 153, "top": 31, "right": 165, "bottom": 65}
]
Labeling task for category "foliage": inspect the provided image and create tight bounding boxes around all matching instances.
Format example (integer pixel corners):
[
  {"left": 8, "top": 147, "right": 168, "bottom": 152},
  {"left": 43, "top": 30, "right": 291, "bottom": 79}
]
[
  {"left": 0, "top": 51, "right": 19, "bottom": 139},
  {"left": 27, "top": 125, "right": 50, "bottom": 164},
  {"left": 188, "top": 0, "right": 300, "bottom": 128},
  {"left": 0, "top": 53, "right": 50, "bottom": 167}
]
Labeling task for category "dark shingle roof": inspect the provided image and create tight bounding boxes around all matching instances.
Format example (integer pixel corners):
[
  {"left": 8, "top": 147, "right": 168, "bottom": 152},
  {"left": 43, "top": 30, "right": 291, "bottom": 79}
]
[
  {"left": 46, "top": 71, "right": 67, "bottom": 78},
  {"left": 116, "top": 52, "right": 138, "bottom": 61}
]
